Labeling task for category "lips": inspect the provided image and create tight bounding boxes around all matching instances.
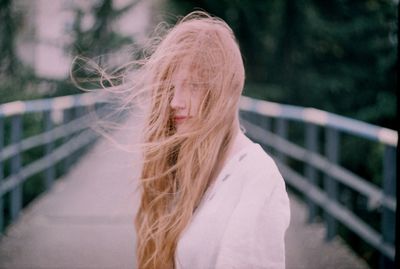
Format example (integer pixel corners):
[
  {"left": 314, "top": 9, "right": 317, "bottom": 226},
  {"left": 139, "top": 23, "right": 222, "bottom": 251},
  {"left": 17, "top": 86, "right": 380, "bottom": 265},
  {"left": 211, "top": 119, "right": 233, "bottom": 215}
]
[{"left": 174, "top": 116, "right": 188, "bottom": 124}]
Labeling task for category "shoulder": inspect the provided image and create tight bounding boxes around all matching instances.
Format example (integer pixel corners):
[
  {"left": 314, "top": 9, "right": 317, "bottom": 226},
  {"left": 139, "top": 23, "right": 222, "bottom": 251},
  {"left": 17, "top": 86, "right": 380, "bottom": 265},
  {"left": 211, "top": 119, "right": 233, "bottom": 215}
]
[
  {"left": 251, "top": 144, "right": 282, "bottom": 176},
  {"left": 214, "top": 144, "right": 290, "bottom": 268},
  {"left": 219, "top": 143, "right": 288, "bottom": 222},
  {"left": 239, "top": 143, "right": 286, "bottom": 198}
]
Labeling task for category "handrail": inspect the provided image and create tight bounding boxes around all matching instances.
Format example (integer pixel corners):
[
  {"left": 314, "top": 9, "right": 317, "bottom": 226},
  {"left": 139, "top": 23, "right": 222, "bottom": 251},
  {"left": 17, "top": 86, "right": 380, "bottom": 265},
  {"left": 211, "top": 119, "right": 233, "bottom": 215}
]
[
  {"left": 0, "top": 93, "right": 396, "bottom": 267},
  {"left": 1, "top": 113, "right": 92, "bottom": 161},
  {"left": 0, "top": 129, "right": 97, "bottom": 196},
  {"left": 240, "top": 96, "right": 398, "bottom": 146},
  {"left": 0, "top": 92, "right": 109, "bottom": 233},
  {"left": 242, "top": 119, "right": 396, "bottom": 212},
  {"left": 277, "top": 160, "right": 395, "bottom": 259},
  {"left": 239, "top": 95, "right": 397, "bottom": 266},
  {"left": 0, "top": 92, "right": 105, "bottom": 116}
]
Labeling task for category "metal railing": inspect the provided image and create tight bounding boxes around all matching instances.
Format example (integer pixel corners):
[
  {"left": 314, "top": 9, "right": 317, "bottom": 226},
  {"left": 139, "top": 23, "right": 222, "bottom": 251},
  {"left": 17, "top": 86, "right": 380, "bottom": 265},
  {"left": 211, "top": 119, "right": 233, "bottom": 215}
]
[
  {"left": 0, "top": 93, "right": 108, "bottom": 232},
  {"left": 239, "top": 96, "right": 397, "bottom": 267},
  {"left": 0, "top": 93, "right": 396, "bottom": 266}
]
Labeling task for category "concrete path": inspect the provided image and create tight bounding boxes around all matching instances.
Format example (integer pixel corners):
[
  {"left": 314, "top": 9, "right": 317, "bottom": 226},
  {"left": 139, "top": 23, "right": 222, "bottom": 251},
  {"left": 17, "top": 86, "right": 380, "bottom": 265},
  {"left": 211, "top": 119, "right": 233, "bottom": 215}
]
[
  {"left": 285, "top": 193, "right": 369, "bottom": 269},
  {"left": 0, "top": 119, "right": 369, "bottom": 269}
]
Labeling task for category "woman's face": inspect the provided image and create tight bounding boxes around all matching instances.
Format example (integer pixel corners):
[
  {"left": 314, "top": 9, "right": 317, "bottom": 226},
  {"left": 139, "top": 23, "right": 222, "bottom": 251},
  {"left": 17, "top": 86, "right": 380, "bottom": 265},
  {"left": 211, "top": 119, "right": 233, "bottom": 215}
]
[{"left": 170, "top": 63, "right": 206, "bottom": 133}]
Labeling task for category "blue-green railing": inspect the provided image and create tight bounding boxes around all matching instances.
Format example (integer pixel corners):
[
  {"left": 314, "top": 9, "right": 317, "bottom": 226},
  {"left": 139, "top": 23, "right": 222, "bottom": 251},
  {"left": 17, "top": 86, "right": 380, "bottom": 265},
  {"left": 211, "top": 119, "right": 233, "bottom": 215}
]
[
  {"left": 0, "top": 93, "right": 397, "bottom": 267},
  {"left": 239, "top": 96, "right": 397, "bottom": 267},
  {"left": 0, "top": 93, "right": 107, "bottom": 232}
]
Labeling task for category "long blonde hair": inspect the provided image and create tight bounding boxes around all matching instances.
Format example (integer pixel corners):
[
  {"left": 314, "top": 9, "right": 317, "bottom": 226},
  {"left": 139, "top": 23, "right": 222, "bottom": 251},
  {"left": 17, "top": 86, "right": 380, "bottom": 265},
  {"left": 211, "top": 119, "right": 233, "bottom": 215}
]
[{"left": 133, "top": 11, "right": 245, "bottom": 269}]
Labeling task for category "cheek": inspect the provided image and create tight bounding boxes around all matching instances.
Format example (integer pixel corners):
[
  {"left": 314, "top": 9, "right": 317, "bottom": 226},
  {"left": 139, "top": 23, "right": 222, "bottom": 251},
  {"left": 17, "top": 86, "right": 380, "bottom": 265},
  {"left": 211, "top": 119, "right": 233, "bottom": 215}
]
[{"left": 189, "top": 92, "right": 207, "bottom": 116}]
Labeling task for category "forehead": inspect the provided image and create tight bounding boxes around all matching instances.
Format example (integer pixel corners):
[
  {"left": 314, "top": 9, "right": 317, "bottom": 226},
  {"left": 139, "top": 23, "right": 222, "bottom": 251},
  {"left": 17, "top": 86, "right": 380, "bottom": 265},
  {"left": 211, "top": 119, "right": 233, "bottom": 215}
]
[{"left": 170, "top": 57, "right": 211, "bottom": 84}]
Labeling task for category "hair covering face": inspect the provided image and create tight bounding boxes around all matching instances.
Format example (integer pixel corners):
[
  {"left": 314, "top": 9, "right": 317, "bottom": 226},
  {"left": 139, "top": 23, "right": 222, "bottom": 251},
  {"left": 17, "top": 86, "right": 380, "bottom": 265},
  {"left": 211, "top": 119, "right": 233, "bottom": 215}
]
[{"left": 135, "top": 11, "right": 245, "bottom": 269}]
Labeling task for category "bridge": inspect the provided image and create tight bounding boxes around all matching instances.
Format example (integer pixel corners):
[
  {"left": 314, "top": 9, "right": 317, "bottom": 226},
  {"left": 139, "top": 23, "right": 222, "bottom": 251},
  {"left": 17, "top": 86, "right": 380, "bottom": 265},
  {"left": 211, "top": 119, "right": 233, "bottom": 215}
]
[{"left": 0, "top": 93, "right": 396, "bottom": 268}]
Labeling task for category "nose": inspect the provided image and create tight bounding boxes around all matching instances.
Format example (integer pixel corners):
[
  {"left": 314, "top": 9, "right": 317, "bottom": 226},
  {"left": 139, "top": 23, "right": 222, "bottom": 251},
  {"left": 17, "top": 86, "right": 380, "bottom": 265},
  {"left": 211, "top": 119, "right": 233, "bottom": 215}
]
[{"left": 170, "top": 86, "right": 186, "bottom": 110}]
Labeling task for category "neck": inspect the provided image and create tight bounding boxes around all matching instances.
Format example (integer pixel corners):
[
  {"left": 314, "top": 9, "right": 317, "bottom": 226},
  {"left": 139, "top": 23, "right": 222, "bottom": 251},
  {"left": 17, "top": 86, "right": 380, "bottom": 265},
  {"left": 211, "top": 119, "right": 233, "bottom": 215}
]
[
  {"left": 225, "top": 113, "right": 253, "bottom": 161},
  {"left": 207, "top": 114, "right": 251, "bottom": 186}
]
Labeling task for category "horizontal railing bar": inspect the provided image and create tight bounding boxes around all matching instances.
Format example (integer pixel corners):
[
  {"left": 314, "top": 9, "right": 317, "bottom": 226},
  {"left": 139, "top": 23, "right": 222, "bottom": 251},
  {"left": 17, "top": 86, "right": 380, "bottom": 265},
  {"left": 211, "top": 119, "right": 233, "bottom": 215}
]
[
  {"left": 276, "top": 160, "right": 395, "bottom": 260},
  {"left": 0, "top": 92, "right": 107, "bottom": 117},
  {"left": 240, "top": 96, "right": 397, "bottom": 146},
  {"left": 1, "top": 113, "right": 93, "bottom": 161},
  {"left": 241, "top": 118, "right": 396, "bottom": 212},
  {"left": 0, "top": 129, "right": 98, "bottom": 196}
]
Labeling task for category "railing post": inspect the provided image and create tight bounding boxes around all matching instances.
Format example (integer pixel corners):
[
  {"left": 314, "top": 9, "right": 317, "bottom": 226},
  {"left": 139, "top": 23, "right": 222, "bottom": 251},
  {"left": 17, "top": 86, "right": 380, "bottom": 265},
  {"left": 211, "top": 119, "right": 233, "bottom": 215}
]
[
  {"left": 10, "top": 114, "right": 22, "bottom": 222},
  {"left": 63, "top": 108, "right": 72, "bottom": 173},
  {"left": 276, "top": 118, "right": 288, "bottom": 164},
  {"left": 260, "top": 115, "right": 273, "bottom": 154},
  {"left": 380, "top": 145, "right": 396, "bottom": 268},
  {"left": 76, "top": 105, "right": 84, "bottom": 119},
  {"left": 0, "top": 116, "right": 4, "bottom": 233},
  {"left": 324, "top": 127, "right": 339, "bottom": 241},
  {"left": 44, "top": 111, "right": 55, "bottom": 190},
  {"left": 305, "top": 123, "right": 318, "bottom": 222},
  {"left": 72, "top": 105, "right": 83, "bottom": 162},
  {"left": 259, "top": 114, "right": 271, "bottom": 132}
]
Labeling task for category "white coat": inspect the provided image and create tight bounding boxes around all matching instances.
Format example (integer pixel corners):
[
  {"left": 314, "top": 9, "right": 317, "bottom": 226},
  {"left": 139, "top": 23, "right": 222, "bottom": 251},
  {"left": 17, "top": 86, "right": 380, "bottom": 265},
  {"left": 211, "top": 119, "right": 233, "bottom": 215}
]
[{"left": 175, "top": 143, "right": 291, "bottom": 269}]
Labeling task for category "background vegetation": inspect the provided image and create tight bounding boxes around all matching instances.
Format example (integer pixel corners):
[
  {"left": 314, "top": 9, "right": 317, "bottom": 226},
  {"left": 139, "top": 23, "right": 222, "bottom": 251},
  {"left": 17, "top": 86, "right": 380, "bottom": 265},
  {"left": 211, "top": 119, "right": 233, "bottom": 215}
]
[{"left": 166, "top": 0, "right": 397, "bottom": 129}]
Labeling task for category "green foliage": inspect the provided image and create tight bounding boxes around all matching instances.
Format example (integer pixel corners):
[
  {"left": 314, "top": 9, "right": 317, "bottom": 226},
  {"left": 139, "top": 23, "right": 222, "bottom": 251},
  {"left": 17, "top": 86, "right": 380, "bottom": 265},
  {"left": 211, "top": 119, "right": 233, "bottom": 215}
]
[
  {"left": 69, "top": 0, "right": 135, "bottom": 56},
  {"left": 0, "top": 0, "right": 19, "bottom": 76},
  {"left": 0, "top": 67, "right": 40, "bottom": 103},
  {"left": 167, "top": 0, "right": 397, "bottom": 129},
  {"left": 68, "top": 0, "right": 140, "bottom": 90},
  {"left": 0, "top": 0, "right": 41, "bottom": 103}
]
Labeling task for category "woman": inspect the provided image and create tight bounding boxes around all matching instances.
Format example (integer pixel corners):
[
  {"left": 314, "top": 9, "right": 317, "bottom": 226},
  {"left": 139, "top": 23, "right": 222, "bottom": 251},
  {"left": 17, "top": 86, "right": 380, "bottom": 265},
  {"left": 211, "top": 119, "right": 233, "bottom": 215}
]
[{"left": 134, "top": 11, "right": 290, "bottom": 269}]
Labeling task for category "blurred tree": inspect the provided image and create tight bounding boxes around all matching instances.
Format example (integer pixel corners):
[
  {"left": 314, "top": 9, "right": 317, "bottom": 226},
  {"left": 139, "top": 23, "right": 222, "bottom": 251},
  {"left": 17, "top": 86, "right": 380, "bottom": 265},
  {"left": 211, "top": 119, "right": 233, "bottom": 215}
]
[
  {"left": 0, "top": 0, "right": 18, "bottom": 75},
  {"left": 166, "top": 0, "right": 397, "bottom": 129},
  {"left": 165, "top": 0, "right": 281, "bottom": 82},
  {"left": 300, "top": 0, "right": 397, "bottom": 129},
  {"left": 67, "top": 0, "right": 141, "bottom": 91},
  {"left": 0, "top": 0, "right": 39, "bottom": 103},
  {"left": 70, "top": 0, "right": 135, "bottom": 56}
]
